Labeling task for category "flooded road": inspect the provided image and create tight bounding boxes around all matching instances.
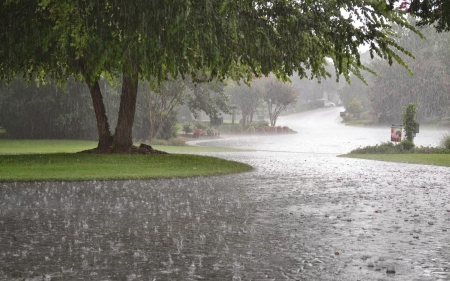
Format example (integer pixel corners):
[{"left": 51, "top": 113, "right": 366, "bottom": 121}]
[{"left": 1, "top": 107, "right": 450, "bottom": 280}]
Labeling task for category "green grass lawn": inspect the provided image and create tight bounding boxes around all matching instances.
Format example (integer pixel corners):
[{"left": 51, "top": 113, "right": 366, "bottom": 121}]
[
  {"left": 339, "top": 153, "right": 450, "bottom": 167},
  {"left": 0, "top": 139, "right": 248, "bottom": 154},
  {"left": 0, "top": 139, "right": 253, "bottom": 182}
]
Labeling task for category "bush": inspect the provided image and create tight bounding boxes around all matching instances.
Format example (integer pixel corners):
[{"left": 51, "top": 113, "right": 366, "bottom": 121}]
[
  {"left": 253, "top": 120, "right": 269, "bottom": 128},
  {"left": 155, "top": 113, "right": 179, "bottom": 140},
  {"left": 193, "top": 128, "right": 206, "bottom": 138},
  {"left": 232, "top": 124, "right": 243, "bottom": 133},
  {"left": 193, "top": 121, "right": 208, "bottom": 130},
  {"left": 347, "top": 98, "right": 364, "bottom": 118},
  {"left": 182, "top": 122, "right": 193, "bottom": 134},
  {"left": 414, "top": 146, "right": 450, "bottom": 154},
  {"left": 349, "top": 141, "right": 450, "bottom": 154},
  {"left": 256, "top": 127, "right": 266, "bottom": 133},
  {"left": 350, "top": 142, "right": 403, "bottom": 154},
  {"left": 440, "top": 133, "right": 450, "bottom": 149},
  {"left": 246, "top": 126, "right": 256, "bottom": 133},
  {"left": 206, "top": 127, "right": 219, "bottom": 136},
  {"left": 438, "top": 117, "right": 450, "bottom": 127},
  {"left": 400, "top": 139, "right": 415, "bottom": 150}
]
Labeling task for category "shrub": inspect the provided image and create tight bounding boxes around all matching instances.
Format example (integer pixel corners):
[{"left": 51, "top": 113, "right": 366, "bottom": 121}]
[
  {"left": 193, "top": 128, "right": 205, "bottom": 138},
  {"left": 438, "top": 117, "right": 450, "bottom": 127},
  {"left": 350, "top": 142, "right": 402, "bottom": 154},
  {"left": 247, "top": 126, "right": 256, "bottom": 133},
  {"left": 347, "top": 98, "right": 364, "bottom": 118},
  {"left": 182, "top": 122, "right": 193, "bottom": 134},
  {"left": 341, "top": 115, "right": 352, "bottom": 123},
  {"left": 400, "top": 139, "right": 415, "bottom": 150},
  {"left": 253, "top": 120, "right": 269, "bottom": 128},
  {"left": 414, "top": 146, "right": 450, "bottom": 154},
  {"left": 440, "top": 133, "right": 450, "bottom": 149},
  {"left": 233, "top": 124, "right": 243, "bottom": 133},
  {"left": 350, "top": 141, "right": 450, "bottom": 155},
  {"left": 256, "top": 127, "right": 266, "bottom": 133},
  {"left": 193, "top": 121, "right": 208, "bottom": 130},
  {"left": 206, "top": 127, "right": 219, "bottom": 136}
]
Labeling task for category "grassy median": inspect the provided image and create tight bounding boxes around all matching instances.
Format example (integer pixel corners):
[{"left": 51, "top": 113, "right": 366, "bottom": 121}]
[
  {"left": 339, "top": 141, "right": 450, "bottom": 167},
  {"left": 339, "top": 153, "right": 450, "bottom": 167},
  {"left": 0, "top": 139, "right": 253, "bottom": 182}
]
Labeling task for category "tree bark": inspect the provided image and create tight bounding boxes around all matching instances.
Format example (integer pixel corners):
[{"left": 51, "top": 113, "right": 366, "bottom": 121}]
[
  {"left": 114, "top": 70, "right": 139, "bottom": 151},
  {"left": 79, "top": 58, "right": 112, "bottom": 151},
  {"left": 86, "top": 79, "right": 112, "bottom": 150},
  {"left": 146, "top": 92, "right": 159, "bottom": 143}
]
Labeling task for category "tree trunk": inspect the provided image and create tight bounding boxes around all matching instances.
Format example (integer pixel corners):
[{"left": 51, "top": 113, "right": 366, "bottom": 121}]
[
  {"left": 79, "top": 58, "right": 112, "bottom": 151},
  {"left": 86, "top": 80, "right": 112, "bottom": 150},
  {"left": 114, "top": 72, "right": 139, "bottom": 151},
  {"left": 268, "top": 103, "right": 275, "bottom": 126},
  {"left": 242, "top": 113, "right": 247, "bottom": 128}
]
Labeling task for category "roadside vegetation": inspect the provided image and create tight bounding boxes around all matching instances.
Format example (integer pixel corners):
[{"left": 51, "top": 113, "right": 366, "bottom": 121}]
[
  {"left": 341, "top": 153, "right": 450, "bottom": 167},
  {"left": 340, "top": 134, "right": 450, "bottom": 167},
  {"left": 180, "top": 119, "right": 297, "bottom": 137},
  {"left": 339, "top": 18, "right": 450, "bottom": 129}
]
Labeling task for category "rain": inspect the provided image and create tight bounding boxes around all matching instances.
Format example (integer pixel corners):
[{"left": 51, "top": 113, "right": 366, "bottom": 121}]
[
  {"left": 1, "top": 106, "right": 450, "bottom": 280},
  {"left": 1, "top": 1, "right": 450, "bottom": 280}
]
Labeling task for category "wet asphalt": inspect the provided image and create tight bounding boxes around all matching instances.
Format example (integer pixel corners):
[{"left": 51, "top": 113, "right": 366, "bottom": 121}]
[{"left": 1, "top": 107, "right": 450, "bottom": 280}]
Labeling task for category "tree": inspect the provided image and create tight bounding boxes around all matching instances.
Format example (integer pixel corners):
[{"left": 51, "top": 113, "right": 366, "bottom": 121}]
[
  {"left": 139, "top": 78, "right": 186, "bottom": 143},
  {"left": 339, "top": 76, "right": 371, "bottom": 115},
  {"left": 365, "top": 18, "right": 450, "bottom": 124},
  {"left": 346, "top": 98, "right": 364, "bottom": 118},
  {"left": 1, "top": 0, "right": 418, "bottom": 153},
  {"left": 262, "top": 77, "right": 298, "bottom": 127},
  {"left": 185, "top": 79, "right": 232, "bottom": 123},
  {"left": 403, "top": 103, "right": 417, "bottom": 142},
  {"left": 228, "top": 81, "right": 262, "bottom": 128},
  {"left": 396, "top": 0, "right": 450, "bottom": 32},
  {"left": 0, "top": 77, "right": 98, "bottom": 139}
]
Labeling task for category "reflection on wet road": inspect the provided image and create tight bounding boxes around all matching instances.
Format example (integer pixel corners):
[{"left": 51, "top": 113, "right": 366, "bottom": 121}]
[{"left": 1, "top": 108, "right": 450, "bottom": 280}]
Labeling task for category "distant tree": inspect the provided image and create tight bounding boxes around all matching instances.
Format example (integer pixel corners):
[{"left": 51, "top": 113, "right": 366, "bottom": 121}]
[
  {"left": 262, "top": 77, "right": 298, "bottom": 127},
  {"left": 1, "top": 0, "right": 419, "bottom": 153},
  {"left": 154, "top": 110, "right": 179, "bottom": 140},
  {"left": 339, "top": 76, "right": 371, "bottom": 114},
  {"left": 185, "top": 80, "right": 232, "bottom": 123},
  {"left": 227, "top": 81, "right": 263, "bottom": 127},
  {"left": 395, "top": 0, "right": 450, "bottom": 32},
  {"left": 366, "top": 18, "right": 450, "bottom": 124},
  {"left": 403, "top": 103, "right": 418, "bottom": 142},
  {"left": 139, "top": 78, "right": 186, "bottom": 142},
  {"left": 346, "top": 98, "right": 364, "bottom": 118},
  {"left": 0, "top": 77, "right": 97, "bottom": 139}
]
